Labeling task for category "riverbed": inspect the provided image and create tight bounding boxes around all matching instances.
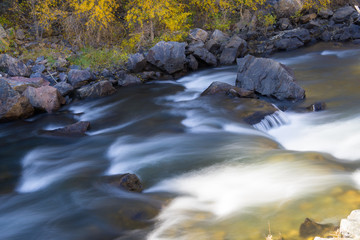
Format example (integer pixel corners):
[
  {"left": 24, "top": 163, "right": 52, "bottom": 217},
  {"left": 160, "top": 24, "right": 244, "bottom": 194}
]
[{"left": 1, "top": 42, "right": 360, "bottom": 240}]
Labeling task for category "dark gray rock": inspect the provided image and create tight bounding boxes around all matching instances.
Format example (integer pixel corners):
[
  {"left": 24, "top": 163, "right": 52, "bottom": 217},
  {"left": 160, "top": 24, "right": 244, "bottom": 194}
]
[
  {"left": 187, "top": 54, "right": 198, "bottom": 71},
  {"left": 0, "top": 78, "right": 34, "bottom": 121},
  {"left": 318, "top": 8, "right": 334, "bottom": 19},
  {"left": 321, "top": 31, "right": 332, "bottom": 41},
  {"left": 0, "top": 54, "right": 31, "bottom": 77},
  {"left": 127, "top": 53, "right": 147, "bottom": 73},
  {"left": 186, "top": 41, "right": 205, "bottom": 54},
  {"left": 30, "top": 72, "right": 42, "bottom": 78},
  {"left": 146, "top": 41, "right": 186, "bottom": 74},
  {"left": 278, "top": 18, "right": 291, "bottom": 30},
  {"left": 275, "top": 38, "right": 304, "bottom": 50},
  {"left": 306, "top": 102, "right": 326, "bottom": 112},
  {"left": 31, "top": 64, "right": 45, "bottom": 74},
  {"left": 189, "top": 28, "right": 209, "bottom": 42},
  {"left": 283, "top": 28, "right": 311, "bottom": 43},
  {"left": 332, "top": 6, "right": 356, "bottom": 23},
  {"left": 205, "top": 39, "right": 221, "bottom": 54},
  {"left": 201, "top": 81, "right": 255, "bottom": 98},
  {"left": 40, "top": 121, "right": 90, "bottom": 137},
  {"left": 58, "top": 72, "right": 68, "bottom": 82},
  {"left": 219, "top": 36, "right": 247, "bottom": 65},
  {"left": 193, "top": 47, "right": 217, "bottom": 66},
  {"left": 76, "top": 80, "right": 116, "bottom": 99},
  {"left": 350, "top": 24, "right": 360, "bottom": 39},
  {"left": 118, "top": 71, "right": 142, "bottom": 87},
  {"left": 100, "top": 173, "right": 143, "bottom": 192},
  {"left": 54, "top": 82, "right": 74, "bottom": 96},
  {"left": 68, "top": 69, "right": 93, "bottom": 88},
  {"left": 139, "top": 71, "right": 161, "bottom": 81},
  {"left": 236, "top": 55, "right": 305, "bottom": 100}
]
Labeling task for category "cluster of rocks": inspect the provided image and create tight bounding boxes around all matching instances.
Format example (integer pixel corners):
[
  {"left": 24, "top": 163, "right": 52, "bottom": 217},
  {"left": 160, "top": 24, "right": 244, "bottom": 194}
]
[
  {"left": 250, "top": 5, "right": 360, "bottom": 55},
  {"left": 1, "top": 5, "right": 357, "bottom": 124}
]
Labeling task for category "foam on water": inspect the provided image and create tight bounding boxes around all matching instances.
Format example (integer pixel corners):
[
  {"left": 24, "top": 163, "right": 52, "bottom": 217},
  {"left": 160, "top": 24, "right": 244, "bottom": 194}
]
[
  {"left": 268, "top": 112, "right": 360, "bottom": 161},
  {"left": 321, "top": 49, "right": 360, "bottom": 58},
  {"left": 147, "top": 161, "right": 350, "bottom": 239},
  {"left": 16, "top": 147, "right": 94, "bottom": 193}
]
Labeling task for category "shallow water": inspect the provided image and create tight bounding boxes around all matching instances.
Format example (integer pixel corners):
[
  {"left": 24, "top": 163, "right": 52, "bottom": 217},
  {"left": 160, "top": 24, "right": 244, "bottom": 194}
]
[{"left": 1, "top": 42, "right": 360, "bottom": 240}]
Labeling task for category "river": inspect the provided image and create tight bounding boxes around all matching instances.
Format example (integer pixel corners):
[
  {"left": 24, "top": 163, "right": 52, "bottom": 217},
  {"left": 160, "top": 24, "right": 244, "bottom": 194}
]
[{"left": 1, "top": 42, "right": 360, "bottom": 240}]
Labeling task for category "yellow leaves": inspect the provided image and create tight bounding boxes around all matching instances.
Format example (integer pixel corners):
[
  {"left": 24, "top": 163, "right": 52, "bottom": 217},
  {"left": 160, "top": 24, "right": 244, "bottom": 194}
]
[{"left": 302, "top": 0, "right": 330, "bottom": 11}]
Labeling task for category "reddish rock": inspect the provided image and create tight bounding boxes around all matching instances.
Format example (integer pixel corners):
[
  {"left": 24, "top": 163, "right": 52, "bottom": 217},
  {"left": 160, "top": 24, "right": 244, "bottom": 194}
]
[
  {"left": 23, "top": 86, "right": 65, "bottom": 113},
  {"left": 0, "top": 78, "right": 34, "bottom": 121},
  {"left": 40, "top": 121, "right": 90, "bottom": 137},
  {"left": 201, "top": 81, "right": 255, "bottom": 98},
  {"left": 3, "top": 77, "right": 49, "bottom": 93}
]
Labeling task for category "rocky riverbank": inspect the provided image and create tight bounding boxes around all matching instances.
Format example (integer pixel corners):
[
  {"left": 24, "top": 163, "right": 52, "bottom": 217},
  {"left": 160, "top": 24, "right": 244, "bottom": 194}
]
[{"left": 1, "top": 5, "right": 360, "bottom": 126}]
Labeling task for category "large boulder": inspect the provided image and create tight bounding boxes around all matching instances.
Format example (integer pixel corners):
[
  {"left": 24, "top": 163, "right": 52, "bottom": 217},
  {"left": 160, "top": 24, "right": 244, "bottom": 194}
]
[
  {"left": 127, "top": 53, "right": 147, "bottom": 73},
  {"left": 189, "top": 28, "right": 209, "bottom": 42},
  {"left": 3, "top": 76, "right": 49, "bottom": 93},
  {"left": 68, "top": 69, "right": 94, "bottom": 88},
  {"left": 0, "top": 78, "right": 34, "bottom": 121},
  {"left": 40, "top": 121, "right": 90, "bottom": 137},
  {"left": 0, "top": 54, "right": 31, "bottom": 77},
  {"left": 76, "top": 80, "right": 116, "bottom": 99},
  {"left": 235, "top": 55, "right": 305, "bottom": 100},
  {"left": 193, "top": 47, "right": 217, "bottom": 66},
  {"left": 201, "top": 81, "right": 255, "bottom": 98},
  {"left": 220, "top": 35, "right": 248, "bottom": 65},
  {"left": 100, "top": 173, "right": 143, "bottom": 192},
  {"left": 146, "top": 41, "right": 186, "bottom": 74},
  {"left": 23, "top": 86, "right": 65, "bottom": 113},
  {"left": 332, "top": 6, "right": 356, "bottom": 23}
]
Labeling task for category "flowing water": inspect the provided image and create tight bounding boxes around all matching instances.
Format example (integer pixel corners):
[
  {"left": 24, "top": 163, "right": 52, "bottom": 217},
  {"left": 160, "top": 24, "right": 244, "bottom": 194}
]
[{"left": 1, "top": 42, "right": 360, "bottom": 240}]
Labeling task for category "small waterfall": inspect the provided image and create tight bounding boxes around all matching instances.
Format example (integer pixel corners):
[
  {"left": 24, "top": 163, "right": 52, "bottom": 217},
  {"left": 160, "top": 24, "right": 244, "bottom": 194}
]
[{"left": 253, "top": 111, "right": 289, "bottom": 131}]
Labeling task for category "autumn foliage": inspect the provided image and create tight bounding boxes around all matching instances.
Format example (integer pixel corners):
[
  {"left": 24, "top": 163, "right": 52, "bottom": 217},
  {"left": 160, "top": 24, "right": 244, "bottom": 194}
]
[{"left": 7, "top": 0, "right": 330, "bottom": 49}]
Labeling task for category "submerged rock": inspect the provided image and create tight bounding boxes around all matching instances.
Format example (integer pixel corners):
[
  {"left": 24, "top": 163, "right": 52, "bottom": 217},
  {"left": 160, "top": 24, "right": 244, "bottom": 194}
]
[
  {"left": 100, "top": 173, "right": 143, "bottom": 193},
  {"left": 236, "top": 55, "right": 305, "bottom": 100},
  {"left": 146, "top": 41, "right": 186, "bottom": 74},
  {"left": 40, "top": 121, "right": 90, "bottom": 137},
  {"left": 201, "top": 81, "right": 255, "bottom": 98},
  {"left": 300, "top": 218, "right": 336, "bottom": 238},
  {"left": 306, "top": 102, "right": 326, "bottom": 112},
  {"left": 0, "top": 78, "right": 34, "bottom": 121}
]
